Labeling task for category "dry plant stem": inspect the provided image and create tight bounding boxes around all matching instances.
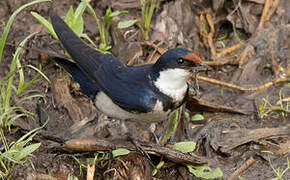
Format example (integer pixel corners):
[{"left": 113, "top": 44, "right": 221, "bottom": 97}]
[
  {"left": 103, "top": 169, "right": 118, "bottom": 178},
  {"left": 199, "top": 14, "right": 209, "bottom": 48},
  {"left": 238, "top": 44, "right": 255, "bottom": 67},
  {"left": 228, "top": 157, "right": 256, "bottom": 180},
  {"left": 277, "top": 97, "right": 290, "bottom": 105},
  {"left": 216, "top": 44, "right": 242, "bottom": 58},
  {"left": 141, "top": 41, "right": 166, "bottom": 54},
  {"left": 239, "top": 0, "right": 278, "bottom": 67},
  {"left": 116, "top": 157, "right": 130, "bottom": 173},
  {"left": 35, "top": 174, "right": 57, "bottom": 180},
  {"left": 265, "top": 0, "right": 280, "bottom": 21},
  {"left": 200, "top": 12, "right": 217, "bottom": 60},
  {"left": 59, "top": 138, "right": 207, "bottom": 165},
  {"left": 204, "top": 56, "right": 237, "bottom": 66},
  {"left": 199, "top": 13, "right": 242, "bottom": 60},
  {"left": 194, "top": 76, "right": 290, "bottom": 91},
  {"left": 258, "top": 0, "right": 271, "bottom": 29},
  {"left": 206, "top": 13, "right": 217, "bottom": 59},
  {"left": 87, "top": 163, "right": 95, "bottom": 180}
]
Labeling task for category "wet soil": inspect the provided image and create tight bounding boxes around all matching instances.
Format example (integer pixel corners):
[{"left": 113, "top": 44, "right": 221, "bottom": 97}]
[{"left": 0, "top": 0, "right": 289, "bottom": 179}]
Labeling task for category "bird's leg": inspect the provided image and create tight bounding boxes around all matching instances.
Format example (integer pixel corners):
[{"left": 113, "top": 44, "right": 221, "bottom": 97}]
[
  {"left": 121, "top": 120, "right": 153, "bottom": 165},
  {"left": 149, "top": 123, "right": 160, "bottom": 145},
  {"left": 127, "top": 134, "right": 153, "bottom": 166}
]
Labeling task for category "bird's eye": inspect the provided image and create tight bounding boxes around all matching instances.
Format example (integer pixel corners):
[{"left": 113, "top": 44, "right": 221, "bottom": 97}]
[{"left": 177, "top": 59, "right": 184, "bottom": 64}]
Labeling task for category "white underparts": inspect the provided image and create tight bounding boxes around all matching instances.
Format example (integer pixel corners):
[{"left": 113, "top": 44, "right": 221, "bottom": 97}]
[
  {"left": 154, "top": 68, "right": 190, "bottom": 102},
  {"left": 94, "top": 92, "right": 172, "bottom": 123}
]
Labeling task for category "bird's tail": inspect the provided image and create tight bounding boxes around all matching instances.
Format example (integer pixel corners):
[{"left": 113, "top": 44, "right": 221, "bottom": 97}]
[
  {"left": 54, "top": 57, "right": 99, "bottom": 99},
  {"left": 50, "top": 11, "right": 105, "bottom": 82}
]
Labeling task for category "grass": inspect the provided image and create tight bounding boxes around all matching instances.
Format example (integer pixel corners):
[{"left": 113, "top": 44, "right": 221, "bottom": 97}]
[
  {"left": 86, "top": 5, "right": 128, "bottom": 53},
  {"left": 32, "top": 0, "right": 127, "bottom": 53},
  {"left": 118, "top": 0, "right": 156, "bottom": 41},
  {"left": 31, "top": 0, "right": 96, "bottom": 48},
  {"left": 269, "top": 157, "right": 290, "bottom": 180},
  {"left": 0, "top": 0, "right": 50, "bottom": 178},
  {"left": 258, "top": 89, "right": 289, "bottom": 118},
  {"left": 139, "top": 0, "right": 156, "bottom": 40}
]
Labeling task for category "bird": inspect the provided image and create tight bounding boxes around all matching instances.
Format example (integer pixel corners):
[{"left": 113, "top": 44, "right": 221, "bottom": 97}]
[{"left": 50, "top": 12, "right": 207, "bottom": 124}]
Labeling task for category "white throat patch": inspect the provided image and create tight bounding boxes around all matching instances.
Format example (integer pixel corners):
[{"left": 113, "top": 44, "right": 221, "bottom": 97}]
[{"left": 154, "top": 68, "right": 190, "bottom": 102}]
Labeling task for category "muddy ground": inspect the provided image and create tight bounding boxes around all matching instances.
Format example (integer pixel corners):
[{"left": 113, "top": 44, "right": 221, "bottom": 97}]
[{"left": 0, "top": 0, "right": 289, "bottom": 179}]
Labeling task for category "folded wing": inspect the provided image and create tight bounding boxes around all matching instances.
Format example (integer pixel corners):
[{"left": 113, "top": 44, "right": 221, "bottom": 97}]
[{"left": 50, "top": 12, "right": 156, "bottom": 113}]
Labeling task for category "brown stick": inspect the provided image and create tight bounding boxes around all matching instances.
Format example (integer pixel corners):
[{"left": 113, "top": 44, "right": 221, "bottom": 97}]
[
  {"left": 238, "top": 44, "right": 255, "bottom": 67},
  {"left": 216, "top": 44, "right": 242, "bottom": 58},
  {"left": 239, "top": 0, "right": 279, "bottom": 67},
  {"left": 204, "top": 56, "right": 237, "bottom": 66},
  {"left": 258, "top": 0, "right": 271, "bottom": 29},
  {"left": 87, "top": 163, "right": 96, "bottom": 180},
  {"left": 228, "top": 157, "right": 257, "bottom": 180},
  {"left": 200, "top": 13, "right": 209, "bottom": 48},
  {"left": 206, "top": 13, "right": 217, "bottom": 59},
  {"left": 194, "top": 76, "right": 290, "bottom": 92},
  {"left": 57, "top": 138, "right": 207, "bottom": 165},
  {"left": 265, "top": 0, "right": 280, "bottom": 21}
]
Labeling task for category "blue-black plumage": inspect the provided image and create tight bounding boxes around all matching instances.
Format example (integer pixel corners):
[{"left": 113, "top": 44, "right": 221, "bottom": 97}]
[{"left": 50, "top": 12, "right": 206, "bottom": 122}]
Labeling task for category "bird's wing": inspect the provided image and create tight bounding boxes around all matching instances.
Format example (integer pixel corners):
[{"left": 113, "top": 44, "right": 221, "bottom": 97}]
[
  {"left": 51, "top": 12, "right": 155, "bottom": 113},
  {"left": 97, "top": 64, "right": 156, "bottom": 112}
]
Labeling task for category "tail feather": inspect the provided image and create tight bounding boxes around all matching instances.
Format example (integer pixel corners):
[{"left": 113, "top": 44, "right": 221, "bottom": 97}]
[
  {"left": 50, "top": 11, "right": 105, "bottom": 83},
  {"left": 54, "top": 57, "right": 99, "bottom": 99}
]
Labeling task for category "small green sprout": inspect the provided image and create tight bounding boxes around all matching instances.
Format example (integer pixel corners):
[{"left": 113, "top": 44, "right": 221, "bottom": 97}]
[
  {"left": 86, "top": 5, "right": 128, "bottom": 53},
  {"left": 118, "top": 0, "right": 156, "bottom": 41}
]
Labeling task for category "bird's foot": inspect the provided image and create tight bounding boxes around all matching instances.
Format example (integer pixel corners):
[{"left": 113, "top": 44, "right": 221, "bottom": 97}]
[{"left": 126, "top": 133, "right": 153, "bottom": 166}]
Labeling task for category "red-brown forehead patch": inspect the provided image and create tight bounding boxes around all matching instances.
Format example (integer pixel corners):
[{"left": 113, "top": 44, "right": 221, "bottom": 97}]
[{"left": 184, "top": 53, "right": 202, "bottom": 64}]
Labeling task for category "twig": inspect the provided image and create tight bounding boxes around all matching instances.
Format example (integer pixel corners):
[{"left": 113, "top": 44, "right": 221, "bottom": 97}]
[
  {"left": 194, "top": 76, "right": 290, "bottom": 92},
  {"left": 238, "top": 44, "right": 255, "bottom": 67},
  {"left": 265, "top": 0, "right": 280, "bottom": 21},
  {"left": 206, "top": 13, "right": 216, "bottom": 59},
  {"left": 204, "top": 56, "right": 237, "bottom": 66},
  {"left": 216, "top": 44, "right": 242, "bottom": 58},
  {"left": 238, "top": 0, "right": 279, "bottom": 67},
  {"left": 228, "top": 157, "right": 257, "bottom": 180},
  {"left": 87, "top": 162, "right": 95, "bottom": 180},
  {"left": 200, "top": 12, "right": 217, "bottom": 60},
  {"left": 57, "top": 138, "right": 207, "bottom": 165},
  {"left": 116, "top": 157, "right": 130, "bottom": 173},
  {"left": 199, "top": 13, "right": 209, "bottom": 48},
  {"left": 258, "top": 0, "right": 271, "bottom": 29}
]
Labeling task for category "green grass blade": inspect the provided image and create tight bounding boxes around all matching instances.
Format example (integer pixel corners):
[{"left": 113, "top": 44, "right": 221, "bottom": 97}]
[
  {"left": 147, "top": 0, "right": 156, "bottom": 28},
  {"left": 17, "top": 64, "right": 49, "bottom": 95},
  {"left": 118, "top": 20, "right": 138, "bottom": 29},
  {"left": 86, "top": 3, "right": 102, "bottom": 34},
  {"left": 9, "top": 33, "right": 36, "bottom": 100},
  {"left": 31, "top": 11, "right": 58, "bottom": 39},
  {"left": 159, "top": 108, "right": 180, "bottom": 145},
  {"left": 72, "top": 0, "right": 87, "bottom": 35},
  {"left": 16, "top": 94, "right": 44, "bottom": 105},
  {"left": 14, "top": 143, "right": 41, "bottom": 162},
  {"left": 64, "top": 6, "right": 75, "bottom": 26},
  {"left": 0, "top": 0, "right": 51, "bottom": 64},
  {"left": 26, "top": 64, "right": 50, "bottom": 82},
  {"left": 80, "top": 34, "right": 97, "bottom": 48}
]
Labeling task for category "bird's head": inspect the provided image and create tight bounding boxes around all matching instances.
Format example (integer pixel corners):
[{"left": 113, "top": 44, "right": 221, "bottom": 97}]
[
  {"left": 151, "top": 48, "right": 207, "bottom": 101},
  {"left": 152, "top": 48, "right": 206, "bottom": 79}
]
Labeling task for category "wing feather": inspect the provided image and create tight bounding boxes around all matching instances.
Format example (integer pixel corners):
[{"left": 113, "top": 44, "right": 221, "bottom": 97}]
[{"left": 50, "top": 12, "right": 155, "bottom": 113}]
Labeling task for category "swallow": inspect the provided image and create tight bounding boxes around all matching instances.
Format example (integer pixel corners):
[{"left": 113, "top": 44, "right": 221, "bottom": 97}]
[{"left": 50, "top": 12, "right": 206, "bottom": 123}]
